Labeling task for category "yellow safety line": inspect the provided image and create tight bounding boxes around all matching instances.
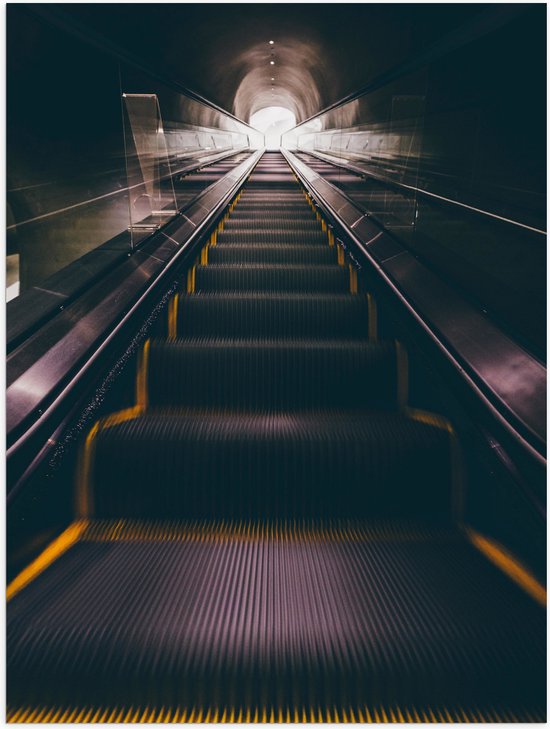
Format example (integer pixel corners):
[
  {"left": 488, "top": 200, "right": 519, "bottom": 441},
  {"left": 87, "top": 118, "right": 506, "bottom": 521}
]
[
  {"left": 76, "top": 406, "right": 143, "bottom": 518},
  {"left": 406, "top": 406, "right": 454, "bottom": 433},
  {"left": 76, "top": 419, "right": 99, "bottom": 517},
  {"left": 186, "top": 265, "right": 196, "bottom": 294},
  {"left": 395, "top": 340, "right": 409, "bottom": 409},
  {"left": 337, "top": 244, "right": 345, "bottom": 266},
  {"left": 135, "top": 339, "right": 150, "bottom": 411},
  {"left": 167, "top": 294, "right": 179, "bottom": 340},
  {"left": 77, "top": 339, "right": 150, "bottom": 518},
  {"left": 200, "top": 244, "right": 209, "bottom": 265},
  {"left": 466, "top": 529, "right": 547, "bottom": 607},
  {"left": 7, "top": 520, "right": 88, "bottom": 601},
  {"left": 367, "top": 293, "right": 378, "bottom": 341},
  {"left": 328, "top": 229, "right": 335, "bottom": 247},
  {"left": 349, "top": 265, "right": 358, "bottom": 294}
]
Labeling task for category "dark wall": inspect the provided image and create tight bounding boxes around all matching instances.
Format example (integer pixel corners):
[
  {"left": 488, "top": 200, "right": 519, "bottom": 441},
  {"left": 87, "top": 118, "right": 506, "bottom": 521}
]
[
  {"left": 292, "top": 5, "right": 546, "bottom": 354},
  {"left": 7, "top": 6, "right": 128, "bottom": 288},
  {"left": 30, "top": 3, "right": 490, "bottom": 122}
]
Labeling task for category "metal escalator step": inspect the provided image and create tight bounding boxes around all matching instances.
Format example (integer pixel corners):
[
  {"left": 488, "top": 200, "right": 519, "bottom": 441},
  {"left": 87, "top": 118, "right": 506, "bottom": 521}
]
[
  {"left": 240, "top": 191, "right": 302, "bottom": 196},
  {"left": 7, "top": 520, "right": 545, "bottom": 720},
  {"left": 146, "top": 339, "right": 403, "bottom": 411},
  {"left": 208, "top": 244, "right": 337, "bottom": 265},
  {"left": 194, "top": 264, "right": 349, "bottom": 292},
  {"left": 224, "top": 219, "right": 320, "bottom": 231},
  {"left": 174, "top": 293, "right": 372, "bottom": 339},
  {"left": 238, "top": 191, "right": 303, "bottom": 196},
  {"left": 217, "top": 230, "right": 328, "bottom": 245},
  {"left": 228, "top": 211, "right": 315, "bottom": 222},
  {"left": 235, "top": 201, "right": 306, "bottom": 208},
  {"left": 246, "top": 175, "right": 298, "bottom": 184},
  {"left": 232, "top": 206, "right": 309, "bottom": 214},
  {"left": 89, "top": 411, "right": 454, "bottom": 519}
]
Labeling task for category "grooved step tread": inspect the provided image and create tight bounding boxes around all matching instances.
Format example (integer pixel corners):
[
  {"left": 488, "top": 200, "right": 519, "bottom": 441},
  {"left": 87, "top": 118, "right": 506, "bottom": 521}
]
[
  {"left": 146, "top": 338, "right": 403, "bottom": 411},
  {"left": 7, "top": 520, "right": 545, "bottom": 720},
  {"left": 208, "top": 244, "right": 337, "bottom": 264},
  {"left": 173, "top": 293, "right": 372, "bottom": 339},
  {"left": 193, "top": 265, "right": 350, "bottom": 293},
  {"left": 89, "top": 410, "right": 454, "bottom": 519}
]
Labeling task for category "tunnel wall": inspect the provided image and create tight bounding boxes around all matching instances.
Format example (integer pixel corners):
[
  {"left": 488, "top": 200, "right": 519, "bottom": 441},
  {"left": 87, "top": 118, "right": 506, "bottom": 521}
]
[
  {"left": 7, "top": 7, "right": 258, "bottom": 295},
  {"left": 284, "top": 6, "right": 546, "bottom": 356}
]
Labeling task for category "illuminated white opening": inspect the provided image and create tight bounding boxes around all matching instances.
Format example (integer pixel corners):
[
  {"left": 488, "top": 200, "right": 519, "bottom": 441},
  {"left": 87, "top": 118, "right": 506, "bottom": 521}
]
[{"left": 250, "top": 106, "right": 297, "bottom": 150}]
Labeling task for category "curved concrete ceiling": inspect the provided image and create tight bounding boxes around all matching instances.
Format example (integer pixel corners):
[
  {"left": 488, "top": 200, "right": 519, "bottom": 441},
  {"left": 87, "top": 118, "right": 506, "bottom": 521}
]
[
  {"left": 41, "top": 4, "right": 487, "bottom": 124},
  {"left": 232, "top": 39, "right": 323, "bottom": 122}
]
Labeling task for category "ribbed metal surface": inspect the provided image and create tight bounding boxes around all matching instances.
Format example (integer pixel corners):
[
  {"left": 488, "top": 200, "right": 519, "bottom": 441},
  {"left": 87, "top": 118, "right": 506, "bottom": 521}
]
[
  {"left": 8, "top": 520, "right": 545, "bottom": 720},
  {"left": 91, "top": 411, "right": 453, "bottom": 519},
  {"left": 225, "top": 219, "right": 321, "bottom": 231},
  {"left": 217, "top": 230, "right": 329, "bottom": 244},
  {"left": 230, "top": 208, "right": 313, "bottom": 218},
  {"left": 147, "top": 339, "right": 400, "bottom": 411},
  {"left": 208, "top": 244, "right": 338, "bottom": 265},
  {"left": 195, "top": 265, "right": 350, "bottom": 293},
  {"left": 175, "top": 293, "right": 372, "bottom": 339}
]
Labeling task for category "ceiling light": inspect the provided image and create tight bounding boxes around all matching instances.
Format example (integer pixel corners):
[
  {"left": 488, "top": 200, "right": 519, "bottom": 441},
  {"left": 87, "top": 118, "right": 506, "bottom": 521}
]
[
  {"left": 270, "top": 60, "right": 275, "bottom": 65},
  {"left": 269, "top": 40, "right": 274, "bottom": 44}
]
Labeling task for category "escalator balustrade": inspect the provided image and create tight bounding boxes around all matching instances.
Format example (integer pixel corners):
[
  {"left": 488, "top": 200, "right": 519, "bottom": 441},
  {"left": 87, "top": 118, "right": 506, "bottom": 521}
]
[{"left": 7, "top": 152, "right": 546, "bottom": 722}]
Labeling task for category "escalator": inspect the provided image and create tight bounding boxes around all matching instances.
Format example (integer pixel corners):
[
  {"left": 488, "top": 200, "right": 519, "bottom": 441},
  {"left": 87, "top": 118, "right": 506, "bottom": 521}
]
[
  {"left": 173, "top": 151, "right": 253, "bottom": 207},
  {"left": 7, "top": 152, "right": 546, "bottom": 722}
]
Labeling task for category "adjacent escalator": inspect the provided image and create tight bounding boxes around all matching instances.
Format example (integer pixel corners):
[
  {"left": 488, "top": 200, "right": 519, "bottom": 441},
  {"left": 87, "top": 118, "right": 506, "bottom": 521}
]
[{"left": 7, "top": 152, "right": 546, "bottom": 723}]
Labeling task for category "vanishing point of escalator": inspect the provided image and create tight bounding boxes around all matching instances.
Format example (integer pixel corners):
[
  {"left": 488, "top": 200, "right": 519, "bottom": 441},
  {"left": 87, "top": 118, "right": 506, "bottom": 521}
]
[{"left": 7, "top": 152, "right": 546, "bottom": 722}]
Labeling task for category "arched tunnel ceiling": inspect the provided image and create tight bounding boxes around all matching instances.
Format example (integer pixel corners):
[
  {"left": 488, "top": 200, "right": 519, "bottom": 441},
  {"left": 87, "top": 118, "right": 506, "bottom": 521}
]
[{"left": 41, "top": 4, "right": 488, "bottom": 125}]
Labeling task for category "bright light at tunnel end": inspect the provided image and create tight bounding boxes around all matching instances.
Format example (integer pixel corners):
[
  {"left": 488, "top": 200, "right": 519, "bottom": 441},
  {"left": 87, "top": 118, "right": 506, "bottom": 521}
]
[{"left": 250, "top": 107, "right": 297, "bottom": 150}]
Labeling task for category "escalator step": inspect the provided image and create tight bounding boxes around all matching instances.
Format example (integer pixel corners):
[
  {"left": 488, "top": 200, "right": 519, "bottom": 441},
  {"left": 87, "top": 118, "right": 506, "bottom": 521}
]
[
  {"left": 224, "top": 219, "right": 320, "bottom": 231},
  {"left": 89, "top": 411, "right": 454, "bottom": 520},
  {"left": 194, "top": 265, "right": 350, "bottom": 293},
  {"left": 173, "top": 293, "right": 372, "bottom": 339},
  {"left": 208, "top": 244, "right": 337, "bottom": 265},
  {"left": 146, "top": 339, "right": 403, "bottom": 411},
  {"left": 230, "top": 205, "right": 311, "bottom": 215},
  {"left": 227, "top": 214, "right": 316, "bottom": 224},
  {"left": 245, "top": 174, "right": 298, "bottom": 183},
  {"left": 217, "top": 230, "right": 328, "bottom": 245},
  {"left": 8, "top": 520, "right": 544, "bottom": 719}
]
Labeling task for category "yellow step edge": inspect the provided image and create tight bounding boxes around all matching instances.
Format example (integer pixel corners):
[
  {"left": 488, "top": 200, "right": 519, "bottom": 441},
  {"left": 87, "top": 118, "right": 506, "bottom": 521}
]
[
  {"left": 7, "top": 520, "right": 88, "bottom": 601},
  {"left": 187, "top": 265, "right": 196, "bottom": 293},
  {"left": 466, "top": 528, "right": 546, "bottom": 607},
  {"left": 167, "top": 293, "right": 179, "bottom": 340},
  {"left": 349, "top": 264, "right": 358, "bottom": 294}
]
